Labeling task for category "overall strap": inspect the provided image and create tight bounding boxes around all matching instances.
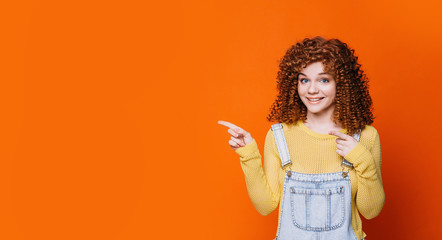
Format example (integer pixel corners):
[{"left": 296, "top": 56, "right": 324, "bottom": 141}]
[
  {"left": 341, "top": 131, "right": 361, "bottom": 169},
  {"left": 271, "top": 123, "right": 292, "bottom": 168}
]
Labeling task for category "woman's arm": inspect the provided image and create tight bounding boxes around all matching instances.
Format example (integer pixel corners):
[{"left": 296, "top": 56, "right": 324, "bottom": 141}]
[
  {"left": 345, "top": 126, "right": 385, "bottom": 219},
  {"left": 235, "top": 128, "right": 282, "bottom": 216}
]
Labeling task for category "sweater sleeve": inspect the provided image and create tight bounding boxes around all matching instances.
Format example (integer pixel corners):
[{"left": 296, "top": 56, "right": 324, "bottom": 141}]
[
  {"left": 344, "top": 127, "right": 385, "bottom": 219},
  {"left": 234, "top": 129, "right": 282, "bottom": 216}
]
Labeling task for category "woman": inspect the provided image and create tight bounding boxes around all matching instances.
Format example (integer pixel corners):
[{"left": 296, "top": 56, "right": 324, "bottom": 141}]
[{"left": 218, "top": 36, "right": 385, "bottom": 240}]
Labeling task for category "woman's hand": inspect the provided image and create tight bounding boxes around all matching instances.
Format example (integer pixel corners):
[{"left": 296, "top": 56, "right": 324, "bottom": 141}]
[
  {"left": 328, "top": 131, "right": 358, "bottom": 158},
  {"left": 218, "top": 120, "right": 254, "bottom": 150}
]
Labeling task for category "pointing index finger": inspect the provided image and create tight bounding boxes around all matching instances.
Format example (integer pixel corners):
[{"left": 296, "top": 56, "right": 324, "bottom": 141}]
[
  {"left": 217, "top": 120, "right": 241, "bottom": 131},
  {"left": 328, "top": 131, "right": 349, "bottom": 139}
]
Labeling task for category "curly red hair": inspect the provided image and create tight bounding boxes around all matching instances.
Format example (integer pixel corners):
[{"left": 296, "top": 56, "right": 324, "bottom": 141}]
[{"left": 267, "top": 36, "right": 374, "bottom": 135}]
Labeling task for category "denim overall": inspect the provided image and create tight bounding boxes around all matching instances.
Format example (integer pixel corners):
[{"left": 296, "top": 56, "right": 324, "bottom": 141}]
[{"left": 271, "top": 123, "right": 363, "bottom": 240}]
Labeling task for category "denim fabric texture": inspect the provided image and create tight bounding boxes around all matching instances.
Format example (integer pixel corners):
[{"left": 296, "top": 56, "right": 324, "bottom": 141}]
[{"left": 271, "top": 123, "right": 361, "bottom": 240}]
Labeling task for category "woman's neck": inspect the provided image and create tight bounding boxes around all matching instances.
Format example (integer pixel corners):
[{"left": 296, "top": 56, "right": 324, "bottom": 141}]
[{"left": 304, "top": 112, "right": 342, "bottom": 134}]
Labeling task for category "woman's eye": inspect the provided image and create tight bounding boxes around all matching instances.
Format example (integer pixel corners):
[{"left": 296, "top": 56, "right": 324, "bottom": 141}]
[
  {"left": 300, "top": 78, "right": 309, "bottom": 83},
  {"left": 320, "top": 78, "right": 329, "bottom": 83}
]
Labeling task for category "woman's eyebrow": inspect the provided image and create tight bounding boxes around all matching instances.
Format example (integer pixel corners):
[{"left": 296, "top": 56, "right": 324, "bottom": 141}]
[{"left": 298, "top": 72, "right": 329, "bottom": 76}]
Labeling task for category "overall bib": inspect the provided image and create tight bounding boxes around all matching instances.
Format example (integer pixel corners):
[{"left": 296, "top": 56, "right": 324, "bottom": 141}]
[{"left": 271, "top": 123, "right": 364, "bottom": 240}]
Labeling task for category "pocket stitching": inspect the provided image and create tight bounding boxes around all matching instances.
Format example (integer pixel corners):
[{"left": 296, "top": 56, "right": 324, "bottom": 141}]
[{"left": 289, "top": 186, "right": 345, "bottom": 231}]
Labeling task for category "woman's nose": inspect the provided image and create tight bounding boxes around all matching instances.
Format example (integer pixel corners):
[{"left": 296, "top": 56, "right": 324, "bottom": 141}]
[{"left": 308, "top": 82, "right": 319, "bottom": 94}]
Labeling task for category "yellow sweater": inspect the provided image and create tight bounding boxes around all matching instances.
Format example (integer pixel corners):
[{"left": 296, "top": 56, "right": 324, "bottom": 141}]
[{"left": 235, "top": 121, "right": 385, "bottom": 240}]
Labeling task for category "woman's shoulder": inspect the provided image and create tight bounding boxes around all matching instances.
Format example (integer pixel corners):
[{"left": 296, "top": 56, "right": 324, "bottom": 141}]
[
  {"left": 267, "top": 122, "right": 299, "bottom": 134},
  {"left": 360, "top": 125, "right": 380, "bottom": 144},
  {"left": 264, "top": 122, "right": 303, "bottom": 146},
  {"left": 265, "top": 122, "right": 295, "bottom": 137},
  {"left": 361, "top": 125, "right": 379, "bottom": 134}
]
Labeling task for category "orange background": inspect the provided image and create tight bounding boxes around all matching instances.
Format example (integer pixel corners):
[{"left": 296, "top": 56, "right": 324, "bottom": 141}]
[{"left": 1, "top": 0, "right": 441, "bottom": 239}]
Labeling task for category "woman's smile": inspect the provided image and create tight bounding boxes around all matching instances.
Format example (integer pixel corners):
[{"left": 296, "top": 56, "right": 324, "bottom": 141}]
[{"left": 306, "top": 97, "right": 325, "bottom": 104}]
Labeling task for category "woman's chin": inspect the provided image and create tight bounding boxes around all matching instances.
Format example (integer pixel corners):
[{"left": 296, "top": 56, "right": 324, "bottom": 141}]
[{"left": 305, "top": 105, "right": 335, "bottom": 116}]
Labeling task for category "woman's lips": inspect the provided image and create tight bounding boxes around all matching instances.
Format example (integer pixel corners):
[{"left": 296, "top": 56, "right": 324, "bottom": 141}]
[{"left": 306, "top": 97, "right": 324, "bottom": 104}]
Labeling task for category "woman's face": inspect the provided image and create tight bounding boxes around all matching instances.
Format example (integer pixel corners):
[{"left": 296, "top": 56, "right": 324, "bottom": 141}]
[{"left": 297, "top": 61, "right": 337, "bottom": 117}]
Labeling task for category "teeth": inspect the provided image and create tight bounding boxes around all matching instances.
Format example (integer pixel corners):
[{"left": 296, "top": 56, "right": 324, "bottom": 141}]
[{"left": 308, "top": 98, "right": 323, "bottom": 102}]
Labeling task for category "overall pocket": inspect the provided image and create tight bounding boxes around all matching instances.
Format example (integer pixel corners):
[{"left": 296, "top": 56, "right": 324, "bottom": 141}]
[{"left": 289, "top": 186, "right": 345, "bottom": 231}]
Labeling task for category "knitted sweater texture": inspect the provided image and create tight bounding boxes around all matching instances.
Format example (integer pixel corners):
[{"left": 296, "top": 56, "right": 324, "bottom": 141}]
[{"left": 234, "top": 121, "right": 385, "bottom": 240}]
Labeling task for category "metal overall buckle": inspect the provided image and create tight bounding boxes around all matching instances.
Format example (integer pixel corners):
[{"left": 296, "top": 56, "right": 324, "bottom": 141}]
[
  {"left": 341, "top": 158, "right": 354, "bottom": 178},
  {"left": 283, "top": 163, "right": 295, "bottom": 193},
  {"left": 282, "top": 162, "right": 293, "bottom": 178}
]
